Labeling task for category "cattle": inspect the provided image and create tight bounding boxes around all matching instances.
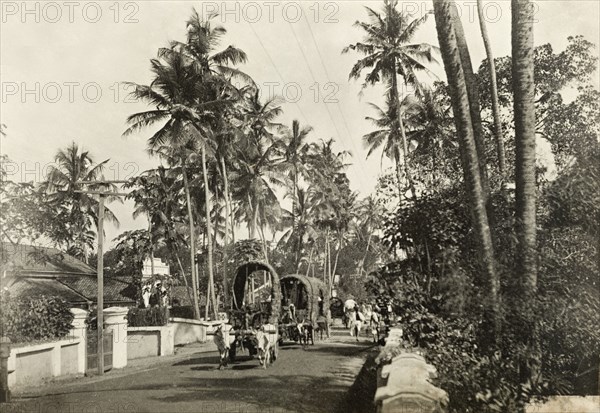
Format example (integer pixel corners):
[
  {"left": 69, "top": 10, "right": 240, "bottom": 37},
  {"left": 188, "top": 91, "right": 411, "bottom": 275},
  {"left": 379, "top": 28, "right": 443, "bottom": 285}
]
[
  {"left": 213, "top": 323, "right": 230, "bottom": 370},
  {"left": 254, "top": 324, "right": 275, "bottom": 369}
]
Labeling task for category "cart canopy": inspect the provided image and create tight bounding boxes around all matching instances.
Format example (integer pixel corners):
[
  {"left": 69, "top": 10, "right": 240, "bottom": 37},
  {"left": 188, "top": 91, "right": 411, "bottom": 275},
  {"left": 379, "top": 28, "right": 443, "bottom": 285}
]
[
  {"left": 232, "top": 261, "right": 281, "bottom": 325},
  {"left": 280, "top": 274, "right": 329, "bottom": 323}
]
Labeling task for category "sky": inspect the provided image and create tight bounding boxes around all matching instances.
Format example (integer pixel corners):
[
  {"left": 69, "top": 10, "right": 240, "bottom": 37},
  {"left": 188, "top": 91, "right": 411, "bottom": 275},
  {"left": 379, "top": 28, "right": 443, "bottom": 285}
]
[{"left": 1, "top": 0, "right": 599, "bottom": 245}]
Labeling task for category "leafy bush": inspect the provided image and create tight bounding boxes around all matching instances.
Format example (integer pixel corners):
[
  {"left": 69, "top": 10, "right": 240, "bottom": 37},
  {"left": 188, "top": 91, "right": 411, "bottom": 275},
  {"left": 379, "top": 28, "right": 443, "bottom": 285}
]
[
  {"left": 367, "top": 267, "right": 575, "bottom": 413},
  {"left": 170, "top": 305, "right": 195, "bottom": 320},
  {"left": 0, "top": 292, "right": 74, "bottom": 343},
  {"left": 126, "top": 306, "right": 168, "bottom": 327}
]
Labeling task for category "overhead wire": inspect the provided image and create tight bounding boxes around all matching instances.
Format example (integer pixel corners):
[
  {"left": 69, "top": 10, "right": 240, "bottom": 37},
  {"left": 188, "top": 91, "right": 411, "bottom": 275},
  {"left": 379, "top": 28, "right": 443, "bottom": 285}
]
[
  {"left": 246, "top": 21, "right": 310, "bottom": 126},
  {"left": 300, "top": 9, "right": 371, "bottom": 189},
  {"left": 287, "top": 20, "right": 345, "bottom": 144}
]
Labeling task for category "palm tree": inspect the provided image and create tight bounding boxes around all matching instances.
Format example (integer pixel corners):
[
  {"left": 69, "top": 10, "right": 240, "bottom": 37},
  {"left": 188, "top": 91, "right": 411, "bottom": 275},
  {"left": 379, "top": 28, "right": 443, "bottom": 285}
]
[
  {"left": 355, "top": 195, "right": 385, "bottom": 276},
  {"left": 305, "top": 139, "right": 355, "bottom": 292},
  {"left": 42, "top": 142, "right": 120, "bottom": 261},
  {"left": 450, "top": 4, "right": 490, "bottom": 202},
  {"left": 432, "top": 0, "right": 500, "bottom": 343},
  {"left": 477, "top": 0, "right": 507, "bottom": 185},
  {"left": 279, "top": 119, "right": 313, "bottom": 266},
  {"left": 240, "top": 86, "right": 284, "bottom": 146},
  {"left": 123, "top": 50, "right": 205, "bottom": 320},
  {"left": 212, "top": 116, "right": 241, "bottom": 310},
  {"left": 171, "top": 10, "right": 253, "bottom": 319},
  {"left": 512, "top": 0, "right": 538, "bottom": 383},
  {"left": 363, "top": 94, "right": 423, "bottom": 195},
  {"left": 234, "top": 87, "right": 286, "bottom": 259},
  {"left": 126, "top": 167, "right": 195, "bottom": 304},
  {"left": 233, "top": 138, "right": 286, "bottom": 251},
  {"left": 278, "top": 188, "right": 319, "bottom": 272},
  {"left": 344, "top": 0, "right": 438, "bottom": 198}
]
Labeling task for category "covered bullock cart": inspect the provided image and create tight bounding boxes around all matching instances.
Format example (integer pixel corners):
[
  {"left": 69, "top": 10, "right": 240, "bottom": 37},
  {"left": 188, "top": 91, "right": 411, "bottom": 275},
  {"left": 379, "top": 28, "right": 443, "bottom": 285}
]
[
  {"left": 228, "top": 261, "right": 280, "bottom": 364},
  {"left": 279, "top": 274, "right": 330, "bottom": 342}
]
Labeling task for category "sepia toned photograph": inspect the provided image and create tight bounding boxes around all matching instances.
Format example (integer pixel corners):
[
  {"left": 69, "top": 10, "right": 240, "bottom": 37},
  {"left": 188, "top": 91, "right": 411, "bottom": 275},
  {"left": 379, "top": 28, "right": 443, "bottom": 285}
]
[{"left": 0, "top": 1, "right": 598, "bottom": 412}]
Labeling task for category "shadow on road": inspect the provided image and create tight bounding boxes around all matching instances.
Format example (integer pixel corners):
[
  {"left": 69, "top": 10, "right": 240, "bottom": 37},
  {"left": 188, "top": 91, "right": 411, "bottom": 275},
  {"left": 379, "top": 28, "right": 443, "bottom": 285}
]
[{"left": 150, "top": 374, "right": 353, "bottom": 413}]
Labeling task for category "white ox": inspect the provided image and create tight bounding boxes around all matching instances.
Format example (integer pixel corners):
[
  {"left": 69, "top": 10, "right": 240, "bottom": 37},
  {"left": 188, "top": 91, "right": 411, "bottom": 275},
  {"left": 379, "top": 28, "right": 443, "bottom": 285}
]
[{"left": 254, "top": 324, "right": 276, "bottom": 369}]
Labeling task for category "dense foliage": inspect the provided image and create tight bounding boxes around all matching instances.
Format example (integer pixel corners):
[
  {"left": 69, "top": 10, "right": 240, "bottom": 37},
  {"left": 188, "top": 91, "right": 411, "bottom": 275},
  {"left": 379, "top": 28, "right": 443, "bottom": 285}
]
[
  {"left": 363, "top": 28, "right": 600, "bottom": 411},
  {"left": 0, "top": 293, "right": 74, "bottom": 343},
  {"left": 126, "top": 307, "right": 168, "bottom": 327}
]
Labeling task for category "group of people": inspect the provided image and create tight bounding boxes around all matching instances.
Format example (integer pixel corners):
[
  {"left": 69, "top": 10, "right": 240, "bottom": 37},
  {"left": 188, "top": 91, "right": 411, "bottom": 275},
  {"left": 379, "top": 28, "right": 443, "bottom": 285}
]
[{"left": 344, "top": 300, "right": 387, "bottom": 343}]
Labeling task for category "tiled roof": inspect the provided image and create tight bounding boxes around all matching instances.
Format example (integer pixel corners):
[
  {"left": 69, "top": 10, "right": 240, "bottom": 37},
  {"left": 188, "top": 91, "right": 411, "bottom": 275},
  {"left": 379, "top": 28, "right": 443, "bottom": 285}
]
[
  {"left": 6, "top": 278, "right": 89, "bottom": 304},
  {"left": 58, "top": 276, "right": 137, "bottom": 304},
  {"left": 3, "top": 276, "right": 137, "bottom": 306},
  {"left": 1, "top": 243, "right": 94, "bottom": 275}
]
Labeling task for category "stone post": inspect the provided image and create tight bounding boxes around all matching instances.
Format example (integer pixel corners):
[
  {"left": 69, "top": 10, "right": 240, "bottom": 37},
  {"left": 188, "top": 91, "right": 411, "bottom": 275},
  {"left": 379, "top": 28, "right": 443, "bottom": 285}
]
[
  {"left": 0, "top": 336, "right": 11, "bottom": 403},
  {"left": 103, "top": 307, "right": 129, "bottom": 369},
  {"left": 70, "top": 308, "right": 88, "bottom": 374}
]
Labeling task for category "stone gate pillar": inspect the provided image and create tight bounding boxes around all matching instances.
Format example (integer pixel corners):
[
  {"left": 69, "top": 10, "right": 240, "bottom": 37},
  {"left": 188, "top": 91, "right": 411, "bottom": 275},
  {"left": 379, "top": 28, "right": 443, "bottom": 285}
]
[
  {"left": 70, "top": 308, "right": 88, "bottom": 374},
  {"left": 103, "top": 307, "right": 129, "bottom": 369}
]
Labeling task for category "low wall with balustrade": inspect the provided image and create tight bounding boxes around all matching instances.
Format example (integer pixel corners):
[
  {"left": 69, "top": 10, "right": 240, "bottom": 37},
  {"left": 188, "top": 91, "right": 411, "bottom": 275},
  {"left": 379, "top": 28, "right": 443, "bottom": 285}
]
[{"left": 374, "top": 327, "right": 448, "bottom": 413}]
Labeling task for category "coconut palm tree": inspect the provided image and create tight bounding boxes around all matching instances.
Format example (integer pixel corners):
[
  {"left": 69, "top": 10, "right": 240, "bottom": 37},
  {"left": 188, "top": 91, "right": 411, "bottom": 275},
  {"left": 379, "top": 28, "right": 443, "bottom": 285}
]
[
  {"left": 168, "top": 10, "right": 253, "bottom": 318},
  {"left": 42, "top": 142, "right": 120, "bottom": 261},
  {"left": 363, "top": 94, "right": 424, "bottom": 196},
  {"left": 240, "top": 86, "right": 284, "bottom": 146},
  {"left": 278, "top": 187, "right": 319, "bottom": 272},
  {"left": 232, "top": 87, "right": 286, "bottom": 259},
  {"left": 432, "top": 0, "right": 500, "bottom": 343},
  {"left": 354, "top": 195, "right": 385, "bottom": 276},
  {"left": 123, "top": 50, "right": 206, "bottom": 320},
  {"left": 277, "top": 119, "right": 313, "bottom": 265},
  {"left": 233, "top": 138, "right": 286, "bottom": 254},
  {"left": 477, "top": 0, "right": 507, "bottom": 184},
  {"left": 449, "top": 4, "right": 491, "bottom": 202},
  {"left": 344, "top": 0, "right": 438, "bottom": 198},
  {"left": 512, "top": 0, "right": 538, "bottom": 382},
  {"left": 305, "top": 139, "right": 355, "bottom": 291}
]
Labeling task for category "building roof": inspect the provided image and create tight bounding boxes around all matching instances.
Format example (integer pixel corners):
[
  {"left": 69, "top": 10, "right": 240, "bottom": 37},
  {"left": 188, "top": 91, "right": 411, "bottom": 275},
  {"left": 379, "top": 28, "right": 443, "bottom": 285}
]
[
  {"left": 1, "top": 243, "right": 136, "bottom": 306},
  {"left": 7, "top": 278, "right": 89, "bottom": 304},
  {"left": 1, "top": 243, "right": 95, "bottom": 275},
  {"left": 58, "top": 275, "right": 137, "bottom": 304}
]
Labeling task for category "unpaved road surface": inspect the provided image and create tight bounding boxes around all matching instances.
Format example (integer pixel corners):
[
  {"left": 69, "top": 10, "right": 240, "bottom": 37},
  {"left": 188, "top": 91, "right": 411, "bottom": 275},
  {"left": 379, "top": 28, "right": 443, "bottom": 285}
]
[{"left": 6, "top": 328, "right": 377, "bottom": 413}]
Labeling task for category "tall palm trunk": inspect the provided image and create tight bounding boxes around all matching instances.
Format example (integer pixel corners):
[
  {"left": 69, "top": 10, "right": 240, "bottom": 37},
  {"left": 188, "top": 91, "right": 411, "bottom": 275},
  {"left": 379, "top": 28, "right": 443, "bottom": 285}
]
[
  {"left": 258, "top": 221, "right": 269, "bottom": 263},
  {"left": 305, "top": 247, "right": 314, "bottom": 277},
  {"left": 390, "top": 61, "right": 416, "bottom": 200},
  {"left": 228, "top": 183, "right": 236, "bottom": 245},
  {"left": 477, "top": 0, "right": 507, "bottom": 184},
  {"left": 331, "top": 233, "right": 342, "bottom": 281},
  {"left": 220, "top": 156, "right": 230, "bottom": 309},
  {"left": 358, "top": 232, "right": 373, "bottom": 276},
  {"left": 201, "top": 146, "right": 218, "bottom": 320},
  {"left": 248, "top": 194, "right": 259, "bottom": 239},
  {"left": 148, "top": 216, "right": 155, "bottom": 275},
  {"left": 393, "top": 146, "right": 404, "bottom": 198},
  {"left": 512, "top": 0, "right": 538, "bottom": 384},
  {"left": 450, "top": 3, "right": 491, "bottom": 203},
  {"left": 174, "top": 252, "right": 194, "bottom": 311},
  {"left": 433, "top": 0, "right": 500, "bottom": 343},
  {"left": 292, "top": 166, "right": 300, "bottom": 268},
  {"left": 182, "top": 168, "right": 201, "bottom": 320}
]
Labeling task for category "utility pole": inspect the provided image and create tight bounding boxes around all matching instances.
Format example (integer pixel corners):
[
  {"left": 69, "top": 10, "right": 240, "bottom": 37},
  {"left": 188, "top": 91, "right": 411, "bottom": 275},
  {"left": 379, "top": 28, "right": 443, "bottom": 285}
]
[{"left": 76, "top": 181, "right": 128, "bottom": 376}]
